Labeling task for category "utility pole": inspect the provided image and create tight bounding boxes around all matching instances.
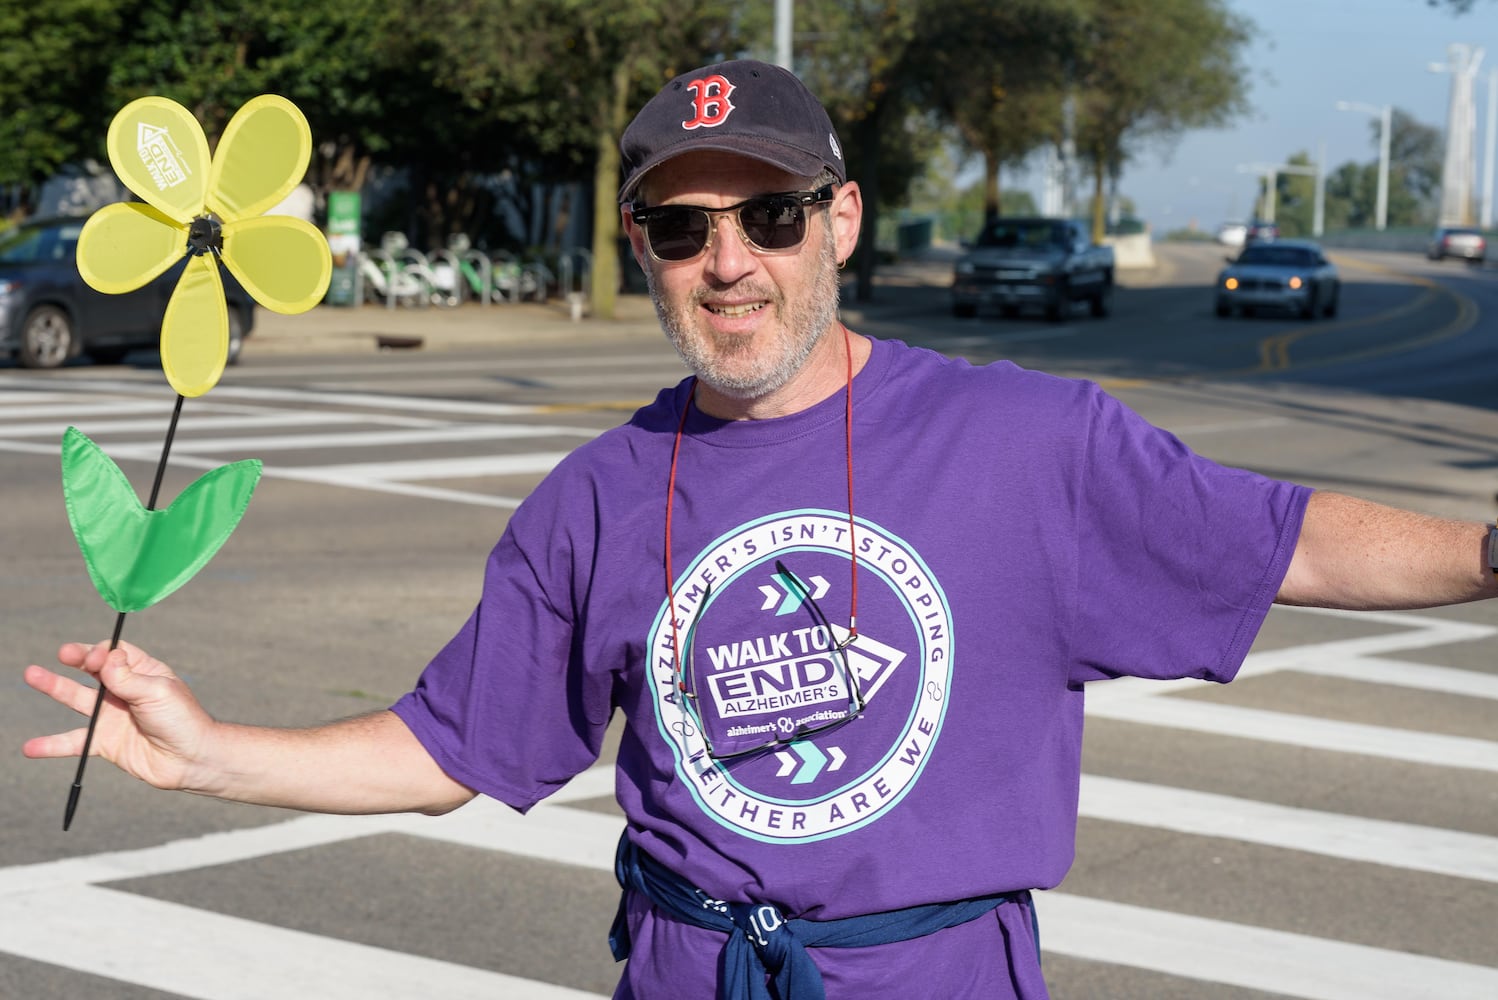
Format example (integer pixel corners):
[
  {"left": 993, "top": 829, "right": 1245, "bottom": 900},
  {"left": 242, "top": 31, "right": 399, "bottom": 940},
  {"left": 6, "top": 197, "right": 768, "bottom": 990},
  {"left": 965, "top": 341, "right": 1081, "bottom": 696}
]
[
  {"left": 1238, "top": 161, "right": 1322, "bottom": 234},
  {"left": 775, "top": 0, "right": 793, "bottom": 70},
  {"left": 1335, "top": 101, "right": 1391, "bottom": 230}
]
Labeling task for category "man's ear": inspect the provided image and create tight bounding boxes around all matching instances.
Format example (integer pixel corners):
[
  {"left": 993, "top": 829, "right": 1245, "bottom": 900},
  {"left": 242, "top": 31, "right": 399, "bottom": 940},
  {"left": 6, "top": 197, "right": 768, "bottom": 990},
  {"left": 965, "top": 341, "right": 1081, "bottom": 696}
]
[
  {"left": 830, "top": 182, "right": 864, "bottom": 265},
  {"left": 621, "top": 206, "right": 650, "bottom": 270}
]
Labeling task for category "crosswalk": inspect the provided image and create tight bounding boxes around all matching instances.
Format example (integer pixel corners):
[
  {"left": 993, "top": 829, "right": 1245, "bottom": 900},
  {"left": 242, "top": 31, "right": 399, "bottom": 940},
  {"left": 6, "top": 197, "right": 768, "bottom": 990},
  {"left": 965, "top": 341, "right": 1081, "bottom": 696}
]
[{"left": 3, "top": 368, "right": 1496, "bottom": 998}]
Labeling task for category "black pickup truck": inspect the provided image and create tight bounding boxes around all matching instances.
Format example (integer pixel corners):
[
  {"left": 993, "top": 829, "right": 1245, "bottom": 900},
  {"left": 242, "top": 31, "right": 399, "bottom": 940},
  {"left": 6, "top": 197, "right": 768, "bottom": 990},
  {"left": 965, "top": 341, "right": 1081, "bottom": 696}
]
[{"left": 950, "top": 217, "right": 1114, "bottom": 321}]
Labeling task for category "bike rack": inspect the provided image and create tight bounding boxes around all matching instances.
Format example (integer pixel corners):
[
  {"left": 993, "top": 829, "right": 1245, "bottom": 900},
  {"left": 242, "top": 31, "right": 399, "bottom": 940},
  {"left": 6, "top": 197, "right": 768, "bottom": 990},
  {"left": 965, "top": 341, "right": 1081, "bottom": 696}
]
[
  {"left": 360, "top": 247, "right": 426, "bottom": 308},
  {"left": 443, "top": 234, "right": 492, "bottom": 307}
]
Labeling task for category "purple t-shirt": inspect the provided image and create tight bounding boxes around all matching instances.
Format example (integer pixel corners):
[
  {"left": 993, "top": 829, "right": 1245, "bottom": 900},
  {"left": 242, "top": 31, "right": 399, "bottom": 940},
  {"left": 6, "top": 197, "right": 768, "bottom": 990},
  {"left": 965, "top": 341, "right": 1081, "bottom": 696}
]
[{"left": 392, "top": 336, "right": 1309, "bottom": 997}]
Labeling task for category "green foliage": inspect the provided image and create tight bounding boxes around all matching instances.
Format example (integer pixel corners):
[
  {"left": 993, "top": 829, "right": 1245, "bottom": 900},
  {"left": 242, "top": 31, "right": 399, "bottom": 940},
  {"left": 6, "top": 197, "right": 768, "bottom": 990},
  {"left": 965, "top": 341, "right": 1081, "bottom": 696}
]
[
  {"left": 0, "top": 0, "right": 124, "bottom": 198},
  {"left": 1281, "top": 108, "right": 1444, "bottom": 236},
  {"left": 0, "top": 0, "right": 1261, "bottom": 274},
  {"left": 1071, "top": 0, "right": 1254, "bottom": 240}
]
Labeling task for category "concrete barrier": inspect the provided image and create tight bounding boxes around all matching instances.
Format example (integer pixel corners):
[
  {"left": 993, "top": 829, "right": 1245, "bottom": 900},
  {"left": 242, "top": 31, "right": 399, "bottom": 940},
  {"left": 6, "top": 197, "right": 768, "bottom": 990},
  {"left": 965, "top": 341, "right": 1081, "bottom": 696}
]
[{"left": 1103, "top": 232, "right": 1156, "bottom": 270}]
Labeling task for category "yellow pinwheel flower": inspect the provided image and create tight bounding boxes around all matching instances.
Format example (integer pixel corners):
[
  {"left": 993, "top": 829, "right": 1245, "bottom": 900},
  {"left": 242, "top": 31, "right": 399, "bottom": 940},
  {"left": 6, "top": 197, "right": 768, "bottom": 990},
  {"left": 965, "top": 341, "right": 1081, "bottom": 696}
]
[{"left": 76, "top": 95, "right": 332, "bottom": 397}]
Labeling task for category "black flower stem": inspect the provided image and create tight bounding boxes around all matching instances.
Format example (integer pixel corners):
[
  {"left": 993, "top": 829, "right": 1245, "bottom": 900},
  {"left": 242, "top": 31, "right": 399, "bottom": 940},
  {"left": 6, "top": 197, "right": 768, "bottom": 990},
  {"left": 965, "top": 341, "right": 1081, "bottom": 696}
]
[{"left": 65, "top": 393, "right": 187, "bottom": 832}]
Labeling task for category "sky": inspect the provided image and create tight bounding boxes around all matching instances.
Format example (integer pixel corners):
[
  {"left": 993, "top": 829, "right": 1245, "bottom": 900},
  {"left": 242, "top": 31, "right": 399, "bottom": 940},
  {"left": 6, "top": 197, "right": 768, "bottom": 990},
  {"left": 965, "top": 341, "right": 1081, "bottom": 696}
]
[{"left": 1026, "top": 0, "right": 1495, "bottom": 231}]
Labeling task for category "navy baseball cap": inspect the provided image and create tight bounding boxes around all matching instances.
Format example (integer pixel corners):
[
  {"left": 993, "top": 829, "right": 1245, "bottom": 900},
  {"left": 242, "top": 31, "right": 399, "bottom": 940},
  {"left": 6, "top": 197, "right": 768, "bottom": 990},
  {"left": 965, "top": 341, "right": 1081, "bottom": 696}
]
[{"left": 618, "top": 59, "right": 846, "bottom": 203}]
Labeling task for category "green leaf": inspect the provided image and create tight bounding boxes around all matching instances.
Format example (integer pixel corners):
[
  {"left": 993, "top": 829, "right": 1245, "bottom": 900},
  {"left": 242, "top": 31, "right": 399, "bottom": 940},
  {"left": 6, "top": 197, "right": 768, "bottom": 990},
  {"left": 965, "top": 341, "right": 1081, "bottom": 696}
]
[{"left": 61, "top": 427, "right": 262, "bottom": 613}]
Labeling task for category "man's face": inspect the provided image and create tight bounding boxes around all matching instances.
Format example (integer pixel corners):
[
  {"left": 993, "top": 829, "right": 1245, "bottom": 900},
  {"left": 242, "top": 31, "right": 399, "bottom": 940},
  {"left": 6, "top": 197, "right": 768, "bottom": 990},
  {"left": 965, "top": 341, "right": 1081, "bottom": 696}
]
[{"left": 625, "top": 151, "right": 859, "bottom": 414}]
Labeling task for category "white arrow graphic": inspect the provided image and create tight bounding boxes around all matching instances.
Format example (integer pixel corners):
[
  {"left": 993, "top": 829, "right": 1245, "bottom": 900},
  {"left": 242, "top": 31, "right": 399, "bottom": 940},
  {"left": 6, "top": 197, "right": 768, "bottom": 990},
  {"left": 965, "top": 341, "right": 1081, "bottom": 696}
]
[
  {"left": 760, "top": 575, "right": 832, "bottom": 612},
  {"left": 775, "top": 752, "right": 797, "bottom": 777},
  {"left": 826, "top": 747, "right": 846, "bottom": 772}
]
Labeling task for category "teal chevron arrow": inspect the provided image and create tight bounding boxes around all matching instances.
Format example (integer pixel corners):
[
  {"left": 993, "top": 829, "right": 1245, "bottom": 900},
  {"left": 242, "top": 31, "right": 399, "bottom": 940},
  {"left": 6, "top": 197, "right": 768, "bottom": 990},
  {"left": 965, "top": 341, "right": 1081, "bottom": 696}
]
[
  {"left": 61, "top": 426, "right": 262, "bottom": 613},
  {"left": 784, "top": 742, "right": 828, "bottom": 784}
]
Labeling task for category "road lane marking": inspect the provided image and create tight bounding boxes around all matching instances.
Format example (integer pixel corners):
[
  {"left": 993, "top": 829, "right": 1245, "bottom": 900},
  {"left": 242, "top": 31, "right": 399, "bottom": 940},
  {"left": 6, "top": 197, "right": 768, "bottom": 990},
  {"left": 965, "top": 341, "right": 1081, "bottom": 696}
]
[
  {"left": 1087, "top": 698, "right": 1498, "bottom": 772},
  {"left": 1079, "top": 774, "right": 1498, "bottom": 882},
  {"left": 1295, "top": 655, "right": 1498, "bottom": 700},
  {"left": 0, "top": 885, "right": 609, "bottom": 1000},
  {"left": 101, "top": 423, "right": 595, "bottom": 455},
  {"left": 1038, "top": 892, "right": 1498, "bottom": 1000},
  {"left": 270, "top": 452, "right": 573, "bottom": 483}
]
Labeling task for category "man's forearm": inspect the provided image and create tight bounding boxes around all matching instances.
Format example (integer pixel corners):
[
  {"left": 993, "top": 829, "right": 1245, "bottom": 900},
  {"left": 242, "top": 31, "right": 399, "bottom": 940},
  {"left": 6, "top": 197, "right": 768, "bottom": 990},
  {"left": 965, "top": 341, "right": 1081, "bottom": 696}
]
[
  {"left": 1277, "top": 491, "right": 1497, "bottom": 610},
  {"left": 188, "top": 709, "right": 475, "bottom": 816}
]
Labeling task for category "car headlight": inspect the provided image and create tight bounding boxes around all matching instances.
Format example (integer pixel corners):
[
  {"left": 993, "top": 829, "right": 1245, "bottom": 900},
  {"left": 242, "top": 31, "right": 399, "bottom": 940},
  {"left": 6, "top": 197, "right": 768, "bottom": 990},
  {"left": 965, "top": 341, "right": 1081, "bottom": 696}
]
[
  {"left": 1223, "top": 277, "right": 1238, "bottom": 290},
  {"left": 1288, "top": 276, "right": 1303, "bottom": 289}
]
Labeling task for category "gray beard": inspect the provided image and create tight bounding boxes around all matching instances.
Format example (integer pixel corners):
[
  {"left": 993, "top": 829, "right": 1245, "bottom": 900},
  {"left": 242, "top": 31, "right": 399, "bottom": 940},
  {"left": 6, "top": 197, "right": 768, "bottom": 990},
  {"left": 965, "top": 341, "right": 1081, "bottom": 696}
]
[{"left": 646, "top": 230, "right": 842, "bottom": 401}]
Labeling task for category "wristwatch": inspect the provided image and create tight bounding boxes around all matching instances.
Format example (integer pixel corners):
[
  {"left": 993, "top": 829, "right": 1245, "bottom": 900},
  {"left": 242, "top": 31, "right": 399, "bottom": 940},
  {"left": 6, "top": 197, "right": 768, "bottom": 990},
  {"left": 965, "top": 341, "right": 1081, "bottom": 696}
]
[{"left": 1489, "top": 523, "right": 1498, "bottom": 576}]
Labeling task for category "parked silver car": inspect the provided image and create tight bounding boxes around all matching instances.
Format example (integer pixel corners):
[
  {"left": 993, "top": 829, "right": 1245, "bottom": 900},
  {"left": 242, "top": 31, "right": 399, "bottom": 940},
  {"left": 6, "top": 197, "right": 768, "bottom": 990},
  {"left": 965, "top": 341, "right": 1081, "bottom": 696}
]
[{"left": 1214, "top": 239, "right": 1339, "bottom": 319}]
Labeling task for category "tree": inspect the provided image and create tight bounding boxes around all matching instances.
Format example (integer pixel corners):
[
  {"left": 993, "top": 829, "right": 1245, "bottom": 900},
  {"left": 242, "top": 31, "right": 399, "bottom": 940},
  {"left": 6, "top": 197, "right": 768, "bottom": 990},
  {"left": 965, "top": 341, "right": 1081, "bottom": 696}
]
[
  {"left": 1385, "top": 109, "right": 1443, "bottom": 227},
  {"left": 1323, "top": 161, "right": 1378, "bottom": 230},
  {"left": 406, "top": 0, "right": 751, "bottom": 319},
  {"left": 904, "top": 0, "right": 1081, "bottom": 225},
  {"left": 0, "top": 0, "right": 125, "bottom": 218},
  {"left": 789, "top": 0, "right": 925, "bottom": 303},
  {"left": 1271, "top": 151, "right": 1319, "bottom": 238},
  {"left": 109, "top": 0, "right": 487, "bottom": 233},
  {"left": 1070, "top": 0, "right": 1254, "bottom": 242}
]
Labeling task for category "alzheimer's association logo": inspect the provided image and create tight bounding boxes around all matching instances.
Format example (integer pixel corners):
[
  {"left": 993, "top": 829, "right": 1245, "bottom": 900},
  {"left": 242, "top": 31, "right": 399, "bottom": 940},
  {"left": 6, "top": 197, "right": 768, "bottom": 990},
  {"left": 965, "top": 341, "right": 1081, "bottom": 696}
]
[
  {"left": 135, "top": 123, "right": 192, "bottom": 191},
  {"left": 650, "top": 510, "right": 954, "bottom": 843}
]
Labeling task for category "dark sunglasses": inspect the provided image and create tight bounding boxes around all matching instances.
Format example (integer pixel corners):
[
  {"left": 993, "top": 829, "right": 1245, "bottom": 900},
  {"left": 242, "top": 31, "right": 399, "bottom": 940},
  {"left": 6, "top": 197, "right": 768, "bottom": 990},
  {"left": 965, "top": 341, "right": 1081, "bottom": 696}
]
[{"left": 630, "top": 185, "right": 836, "bottom": 262}]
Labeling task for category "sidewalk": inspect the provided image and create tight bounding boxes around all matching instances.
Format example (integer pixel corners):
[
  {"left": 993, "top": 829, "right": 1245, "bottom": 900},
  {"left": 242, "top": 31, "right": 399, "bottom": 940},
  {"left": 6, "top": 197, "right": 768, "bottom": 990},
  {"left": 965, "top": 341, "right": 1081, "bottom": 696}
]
[{"left": 242, "top": 248, "right": 972, "bottom": 357}]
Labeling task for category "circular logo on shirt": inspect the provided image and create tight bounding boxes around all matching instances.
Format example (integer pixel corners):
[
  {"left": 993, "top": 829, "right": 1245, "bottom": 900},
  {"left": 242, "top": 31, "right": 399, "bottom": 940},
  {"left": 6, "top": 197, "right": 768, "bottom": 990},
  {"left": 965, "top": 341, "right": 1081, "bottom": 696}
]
[{"left": 649, "top": 510, "right": 953, "bottom": 843}]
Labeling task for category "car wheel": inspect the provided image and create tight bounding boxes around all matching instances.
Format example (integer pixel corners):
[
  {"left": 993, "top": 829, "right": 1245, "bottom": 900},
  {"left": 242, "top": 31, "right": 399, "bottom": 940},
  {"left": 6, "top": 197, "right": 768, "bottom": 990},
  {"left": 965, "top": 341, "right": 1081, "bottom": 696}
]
[
  {"left": 1089, "top": 284, "right": 1112, "bottom": 318},
  {"left": 19, "top": 305, "right": 75, "bottom": 369},
  {"left": 998, "top": 304, "right": 1020, "bottom": 319},
  {"left": 1215, "top": 299, "right": 1232, "bottom": 318},
  {"left": 951, "top": 302, "right": 977, "bottom": 319},
  {"left": 1299, "top": 287, "right": 1318, "bottom": 320},
  {"left": 1323, "top": 288, "right": 1339, "bottom": 318},
  {"left": 1044, "top": 281, "right": 1069, "bottom": 322},
  {"left": 226, "top": 307, "right": 246, "bottom": 365}
]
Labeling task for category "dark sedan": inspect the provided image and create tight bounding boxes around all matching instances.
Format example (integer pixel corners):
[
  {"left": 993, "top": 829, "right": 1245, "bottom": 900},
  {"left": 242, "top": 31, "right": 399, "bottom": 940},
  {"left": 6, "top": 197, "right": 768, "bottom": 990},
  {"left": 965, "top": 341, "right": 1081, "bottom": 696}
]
[
  {"left": 1214, "top": 239, "right": 1339, "bottom": 319},
  {"left": 0, "top": 215, "right": 256, "bottom": 369}
]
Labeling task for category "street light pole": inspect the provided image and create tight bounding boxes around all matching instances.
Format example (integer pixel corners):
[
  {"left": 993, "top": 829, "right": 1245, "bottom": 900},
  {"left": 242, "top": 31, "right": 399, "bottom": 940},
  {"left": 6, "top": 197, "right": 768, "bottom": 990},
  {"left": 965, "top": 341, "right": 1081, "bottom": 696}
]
[
  {"left": 1335, "top": 100, "right": 1391, "bottom": 230},
  {"left": 774, "top": 0, "right": 793, "bottom": 70},
  {"left": 1483, "top": 68, "right": 1496, "bottom": 229}
]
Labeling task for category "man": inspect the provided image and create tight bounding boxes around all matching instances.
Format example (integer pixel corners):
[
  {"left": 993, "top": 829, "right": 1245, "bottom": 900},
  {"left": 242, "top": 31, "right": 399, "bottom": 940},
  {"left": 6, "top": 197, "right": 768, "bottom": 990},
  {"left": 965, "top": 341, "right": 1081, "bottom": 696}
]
[{"left": 23, "top": 59, "right": 1498, "bottom": 999}]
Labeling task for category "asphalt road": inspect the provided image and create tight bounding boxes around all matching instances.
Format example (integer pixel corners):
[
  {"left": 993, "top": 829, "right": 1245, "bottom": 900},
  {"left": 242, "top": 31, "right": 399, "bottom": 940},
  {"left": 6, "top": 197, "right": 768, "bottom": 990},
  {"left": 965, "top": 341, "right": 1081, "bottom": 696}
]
[{"left": 1, "top": 242, "right": 1495, "bottom": 999}]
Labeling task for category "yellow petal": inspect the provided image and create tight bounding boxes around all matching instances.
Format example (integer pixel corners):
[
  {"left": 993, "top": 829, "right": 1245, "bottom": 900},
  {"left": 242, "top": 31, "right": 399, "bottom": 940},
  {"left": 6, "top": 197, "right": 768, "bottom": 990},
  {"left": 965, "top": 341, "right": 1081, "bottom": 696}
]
[
  {"left": 76, "top": 202, "right": 184, "bottom": 294},
  {"left": 160, "top": 254, "right": 229, "bottom": 398},
  {"left": 106, "top": 97, "right": 210, "bottom": 225},
  {"left": 221, "top": 216, "right": 331, "bottom": 314},
  {"left": 205, "top": 95, "right": 312, "bottom": 223}
]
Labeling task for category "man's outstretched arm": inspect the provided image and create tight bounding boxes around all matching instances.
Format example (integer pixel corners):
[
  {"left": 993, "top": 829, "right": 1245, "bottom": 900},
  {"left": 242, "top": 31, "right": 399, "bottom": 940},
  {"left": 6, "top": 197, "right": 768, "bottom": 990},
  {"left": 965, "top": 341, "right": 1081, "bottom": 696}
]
[
  {"left": 1278, "top": 491, "right": 1497, "bottom": 611},
  {"left": 23, "top": 640, "right": 474, "bottom": 817}
]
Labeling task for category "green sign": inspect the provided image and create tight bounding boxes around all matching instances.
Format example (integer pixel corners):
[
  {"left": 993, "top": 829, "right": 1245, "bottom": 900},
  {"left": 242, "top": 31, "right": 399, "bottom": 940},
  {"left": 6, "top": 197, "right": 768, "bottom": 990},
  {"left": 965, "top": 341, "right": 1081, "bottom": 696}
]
[{"left": 325, "top": 191, "right": 361, "bottom": 306}]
